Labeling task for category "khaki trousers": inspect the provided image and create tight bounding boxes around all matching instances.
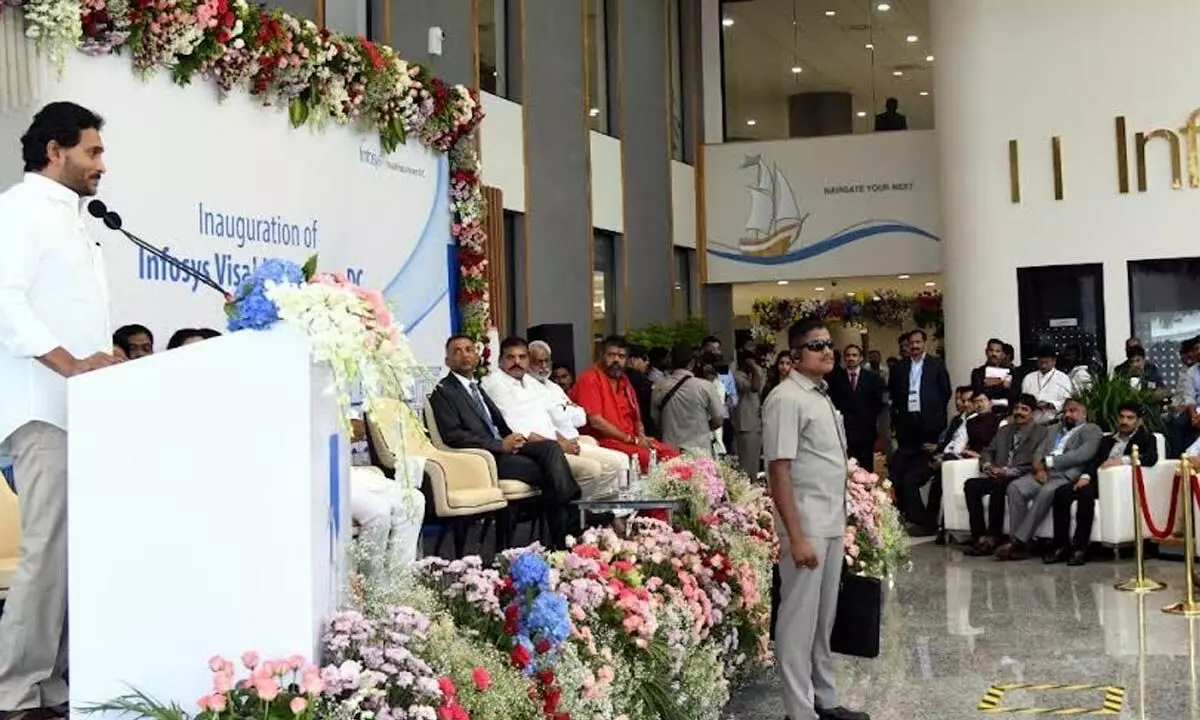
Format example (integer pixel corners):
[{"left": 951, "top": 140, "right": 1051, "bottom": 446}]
[
  {"left": 566, "top": 438, "right": 624, "bottom": 500},
  {"left": 0, "top": 421, "right": 69, "bottom": 711},
  {"left": 776, "top": 535, "right": 842, "bottom": 720}
]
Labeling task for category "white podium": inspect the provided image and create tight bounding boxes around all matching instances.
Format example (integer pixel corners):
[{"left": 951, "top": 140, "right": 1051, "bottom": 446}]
[{"left": 66, "top": 325, "right": 351, "bottom": 716}]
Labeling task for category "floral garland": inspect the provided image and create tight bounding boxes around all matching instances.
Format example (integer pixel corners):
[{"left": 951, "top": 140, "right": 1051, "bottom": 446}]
[
  {"left": 12, "top": 0, "right": 491, "bottom": 353},
  {"left": 751, "top": 289, "right": 944, "bottom": 349}
]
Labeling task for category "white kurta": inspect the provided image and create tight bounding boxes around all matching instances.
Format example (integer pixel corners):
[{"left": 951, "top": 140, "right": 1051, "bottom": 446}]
[{"left": 0, "top": 173, "right": 111, "bottom": 444}]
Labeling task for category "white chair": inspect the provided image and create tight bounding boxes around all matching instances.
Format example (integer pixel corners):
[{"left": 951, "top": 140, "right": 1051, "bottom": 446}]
[
  {"left": 0, "top": 476, "right": 18, "bottom": 599},
  {"left": 942, "top": 458, "right": 985, "bottom": 541}
]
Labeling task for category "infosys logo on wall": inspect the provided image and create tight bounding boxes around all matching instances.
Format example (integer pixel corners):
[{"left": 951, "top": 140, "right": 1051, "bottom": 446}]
[{"left": 358, "top": 142, "right": 428, "bottom": 178}]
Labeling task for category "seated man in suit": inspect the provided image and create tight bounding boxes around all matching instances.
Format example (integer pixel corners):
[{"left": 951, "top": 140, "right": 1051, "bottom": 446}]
[
  {"left": 896, "top": 386, "right": 974, "bottom": 537},
  {"left": 964, "top": 395, "right": 1047, "bottom": 557},
  {"left": 1046, "top": 401, "right": 1158, "bottom": 566},
  {"left": 962, "top": 394, "right": 1003, "bottom": 458},
  {"left": 428, "top": 335, "right": 581, "bottom": 550},
  {"left": 996, "top": 396, "right": 1103, "bottom": 561}
]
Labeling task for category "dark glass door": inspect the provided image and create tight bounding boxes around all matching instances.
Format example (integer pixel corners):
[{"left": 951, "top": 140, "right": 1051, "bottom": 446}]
[{"left": 1016, "top": 264, "right": 1107, "bottom": 371}]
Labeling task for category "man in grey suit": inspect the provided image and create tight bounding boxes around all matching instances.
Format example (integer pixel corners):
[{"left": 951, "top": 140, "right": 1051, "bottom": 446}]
[{"left": 996, "top": 396, "right": 1102, "bottom": 560}]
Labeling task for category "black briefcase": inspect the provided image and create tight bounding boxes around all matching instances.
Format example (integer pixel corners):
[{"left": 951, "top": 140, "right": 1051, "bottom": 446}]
[{"left": 830, "top": 571, "right": 882, "bottom": 659}]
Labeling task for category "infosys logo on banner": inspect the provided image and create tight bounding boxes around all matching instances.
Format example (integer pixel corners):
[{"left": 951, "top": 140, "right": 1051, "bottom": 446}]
[{"left": 358, "top": 142, "right": 428, "bottom": 178}]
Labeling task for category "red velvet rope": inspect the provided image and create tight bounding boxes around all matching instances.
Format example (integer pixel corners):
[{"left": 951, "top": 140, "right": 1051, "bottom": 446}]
[{"left": 1134, "top": 464, "right": 1180, "bottom": 540}]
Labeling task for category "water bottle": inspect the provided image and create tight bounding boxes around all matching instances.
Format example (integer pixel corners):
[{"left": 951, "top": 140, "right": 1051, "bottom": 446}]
[
  {"left": 629, "top": 454, "right": 642, "bottom": 496},
  {"left": 618, "top": 462, "right": 630, "bottom": 497},
  {"left": 649, "top": 447, "right": 659, "bottom": 472}
]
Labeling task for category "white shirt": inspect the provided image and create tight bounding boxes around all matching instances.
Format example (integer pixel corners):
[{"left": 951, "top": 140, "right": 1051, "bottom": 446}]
[
  {"left": 1021, "top": 368, "right": 1074, "bottom": 411},
  {"left": 528, "top": 375, "right": 586, "bottom": 439},
  {"left": 0, "top": 173, "right": 111, "bottom": 443},
  {"left": 946, "top": 412, "right": 975, "bottom": 456},
  {"left": 480, "top": 370, "right": 558, "bottom": 439}
]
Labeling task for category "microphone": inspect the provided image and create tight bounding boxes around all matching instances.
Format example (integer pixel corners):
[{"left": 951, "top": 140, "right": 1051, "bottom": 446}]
[{"left": 87, "top": 200, "right": 230, "bottom": 300}]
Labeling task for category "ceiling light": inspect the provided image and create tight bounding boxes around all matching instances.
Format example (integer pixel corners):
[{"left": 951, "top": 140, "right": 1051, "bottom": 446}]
[
  {"left": 825, "top": 10, "right": 836, "bottom": 16},
  {"left": 924, "top": 281, "right": 937, "bottom": 287},
  {"left": 776, "top": 280, "right": 789, "bottom": 286},
  {"left": 893, "top": 70, "right": 903, "bottom": 76},
  {"left": 791, "top": 66, "right": 803, "bottom": 74},
  {"left": 856, "top": 111, "right": 867, "bottom": 117},
  {"left": 846, "top": 292, "right": 855, "bottom": 297},
  {"left": 919, "top": 91, "right": 930, "bottom": 96},
  {"left": 865, "top": 43, "right": 874, "bottom": 50},
  {"left": 926, "top": 54, "right": 935, "bottom": 62},
  {"left": 746, "top": 119, "right": 757, "bottom": 126},
  {"left": 814, "top": 287, "right": 826, "bottom": 292},
  {"left": 877, "top": 2, "right": 890, "bottom": 10},
  {"left": 872, "top": 295, "right": 882, "bottom": 301},
  {"left": 906, "top": 34, "right": 919, "bottom": 43},
  {"left": 722, "top": 17, "right": 734, "bottom": 27},
  {"left": 588, "top": 108, "right": 600, "bottom": 117},
  {"left": 897, "top": 274, "right": 911, "bottom": 279}
]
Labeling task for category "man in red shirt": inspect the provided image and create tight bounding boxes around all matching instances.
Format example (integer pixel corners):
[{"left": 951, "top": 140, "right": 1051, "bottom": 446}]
[{"left": 571, "top": 335, "right": 679, "bottom": 472}]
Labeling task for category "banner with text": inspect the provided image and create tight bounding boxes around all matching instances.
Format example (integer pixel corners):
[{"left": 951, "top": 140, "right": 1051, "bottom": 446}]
[
  {"left": 703, "top": 130, "right": 941, "bottom": 283},
  {"left": 0, "top": 55, "right": 452, "bottom": 365}
]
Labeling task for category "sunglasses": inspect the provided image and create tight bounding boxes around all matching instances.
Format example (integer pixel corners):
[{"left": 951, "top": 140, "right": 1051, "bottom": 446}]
[{"left": 793, "top": 339, "right": 836, "bottom": 354}]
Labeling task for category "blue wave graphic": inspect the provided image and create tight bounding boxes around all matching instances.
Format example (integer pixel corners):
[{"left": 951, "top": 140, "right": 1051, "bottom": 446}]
[
  {"left": 384, "top": 155, "right": 451, "bottom": 331},
  {"left": 707, "top": 220, "right": 939, "bottom": 266}
]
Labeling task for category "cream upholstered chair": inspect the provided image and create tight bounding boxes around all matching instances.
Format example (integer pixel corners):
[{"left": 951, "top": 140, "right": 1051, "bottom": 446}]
[
  {"left": 423, "top": 393, "right": 545, "bottom": 548},
  {"left": 0, "top": 476, "right": 18, "bottom": 600},
  {"left": 367, "top": 398, "right": 506, "bottom": 558}
]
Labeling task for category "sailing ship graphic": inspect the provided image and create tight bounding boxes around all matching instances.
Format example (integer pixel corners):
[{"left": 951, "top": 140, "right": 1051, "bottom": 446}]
[{"left": 740, "top": 154, "right": 809, "bottom": 257}]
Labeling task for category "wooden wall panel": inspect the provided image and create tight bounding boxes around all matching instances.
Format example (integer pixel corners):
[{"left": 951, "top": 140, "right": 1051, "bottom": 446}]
[{"left": 482, "top": 185, "right": 507, "bottom": 334}]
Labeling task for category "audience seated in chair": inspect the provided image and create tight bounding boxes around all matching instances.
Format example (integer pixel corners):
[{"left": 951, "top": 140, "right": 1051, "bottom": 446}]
[
  {"left": 964, "top": 395, "right": 1048, "bottom": 557},
  {"left": 350, "top": 464, "right": 424, "bottom": 578},
  {"left": 995, "top": 396, "right": 1102, "bottom": 561},
  {"left": 1045, "top": 401, "right": 1157, "bottom": 566},
  {"left": 428, "top": 335, "right": 580, "bottom": 549},
  {"left": 482, "top": 336, "right": 621, "bottom": 503},
  {"left": 896, "top": 385, "right": 974, "bottom": 537},
  {"left": 570, "top": 334, "right": 680, "bottom": 473}
]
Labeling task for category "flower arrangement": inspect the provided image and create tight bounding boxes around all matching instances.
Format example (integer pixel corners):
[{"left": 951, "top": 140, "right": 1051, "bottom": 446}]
[
  {"left": 843, "top": 459, "right": 909, "bottom": 580},
  {"left": 222, "top": 254, "right": 422, "bottom": 430},
  {"left": 9, "top": 0, "right": 491, "bottom": 355},
  {"left": 643, "top": 453, "right": 726, "bottom": 518}
]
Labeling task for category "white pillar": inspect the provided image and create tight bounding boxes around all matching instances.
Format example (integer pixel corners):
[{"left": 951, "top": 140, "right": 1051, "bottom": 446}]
[
  {"left": 700, "top": 0, "right": 724, "bottom": 144},
  {"left": 932, "top": 0, "right": 1200, "bottom": 385}
]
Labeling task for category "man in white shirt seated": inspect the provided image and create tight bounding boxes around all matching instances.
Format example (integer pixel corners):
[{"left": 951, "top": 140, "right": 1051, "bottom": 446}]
[
  {"left": 1020, "top": 345, "right": 1074, "bottom": 422},
  {"left": 350, "top": 464, "right": 424, "bottom": 579},
  {"left": 484, "top": 337, "right": 620, "bottom": 502}
]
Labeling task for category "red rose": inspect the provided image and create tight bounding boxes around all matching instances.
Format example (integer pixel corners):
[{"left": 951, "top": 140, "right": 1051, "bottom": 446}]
[
  {"left": 437, "top": 676, "right": 456, "bottom": 698},
  {"left": 510, "top": 644, "right": 532, "bottom": 668},
  {"left": 543, "top": 687, "right": 562, "bottom": 714},
  {"left": 535, "top": 638, "right": 552, "bottom": 655},
  {"left": 537, "top": 669, "right": 556, "bottom": 686},
  {"left": 471, "top": 666, "right": 491, "bottom": 692}
]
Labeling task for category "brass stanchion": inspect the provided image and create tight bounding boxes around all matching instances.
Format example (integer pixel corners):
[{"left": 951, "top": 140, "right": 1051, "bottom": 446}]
[
  {"left": 1165, "top": 456, "right": 1200, "bottom": 615},
  {"left": 1116, "top": 445, "right": 1167, "bottom": 592}
]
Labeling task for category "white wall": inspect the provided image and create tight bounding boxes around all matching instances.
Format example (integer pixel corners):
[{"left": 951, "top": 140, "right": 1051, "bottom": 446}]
[
  {"left": 703, "top": 130, "right": 941, "bottom": 284},
  {"left": 590, "top": 132, "right": 623, "bottom": 233},
  {"left": 934, "top": 0, "right": 1200, "bottom": 385},
  {"left": 671, "top": 161, "right": 696, "bottom": 249},
  {"left": 479, "top": 93, "right": 525, "bottom": 212}
]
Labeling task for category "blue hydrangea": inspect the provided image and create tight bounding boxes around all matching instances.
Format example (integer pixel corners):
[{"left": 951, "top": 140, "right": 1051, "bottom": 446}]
[
  {"left": 226, "top": 258, "right": 306, "bottom": 332},
  {"left": 524, "top": 590, "right": 570, "bottom": 646},
  {"left": 509, "top": 552, "right": 550, "bottom": 593}
]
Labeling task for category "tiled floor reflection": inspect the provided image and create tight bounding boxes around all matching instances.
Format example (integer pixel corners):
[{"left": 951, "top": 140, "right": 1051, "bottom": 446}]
[{"left": 727, "top": 544, "right": 1200, "bottom": 719}]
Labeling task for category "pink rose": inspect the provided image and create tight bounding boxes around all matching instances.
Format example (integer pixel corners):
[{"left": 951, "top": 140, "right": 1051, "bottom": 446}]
[
  {"left": 471, "top": 666, "right": 491, "bottom": 691},
  {"left": 197, "top": 693, "right": 227, "bottom": 713},
  {"left": 212, "top": 670, "right": 233, "bottom": 694},
  {"left": 241, "top": 651, "right": 260, "bottom": 670},
  {"left": 299, "top": 666, "right": 325, "bottom": 695},
  {"left": 289, "top": 697, "right": 308, "bottom": 715},
  {"left": 253, "top": 675, "right": 281, "bottom": 701},
  {"left": 208, "top": 655, "right": 228, "bottom": 673}
]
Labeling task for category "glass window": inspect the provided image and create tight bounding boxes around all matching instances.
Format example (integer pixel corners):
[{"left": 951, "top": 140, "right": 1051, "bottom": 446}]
[
  {"left": 502, "top": 211, "right": 519, "bottom": 335},
  {"left": 668, "top": 0, "right": 685, "bottom": 161},
  {"left": 673, "top": 247, "right": 694, "bottom": 321},
  {"left": 1128, "top": 257, "right": 1200, "bottom": 390},
  {"left": 593, "top": 231, "right": 617, "bottom": 343},
  {"left": 586, "top": 0, "right": 610, "bottom": 134},
  {"left": 478, "top": 0, "right": 507, "bottom": 96}
]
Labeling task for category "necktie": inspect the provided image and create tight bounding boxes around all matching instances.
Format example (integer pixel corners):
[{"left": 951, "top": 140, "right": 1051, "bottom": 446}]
[
  {"left": 469, "top": 382, "right": 501, "bottom": 439},
  {"left": 851, "top": 371, "right": 858, "bottom": 391}
]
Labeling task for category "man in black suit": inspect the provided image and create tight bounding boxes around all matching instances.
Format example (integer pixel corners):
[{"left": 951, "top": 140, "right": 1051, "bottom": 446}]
[
  {"left": 970, "top": 338, "right": 1018, "bottom": 416},
  {"left": 829, "top": 344, "right": 884, "bottom": 472},
  {"left": 889, "top": 328, "right": 952, "bottom": 530},
  {"left": 428, "top": 335, "right": 580, "bottom": 549},
  {"left": 1046, "top": 401, "right": 1158, "bottom": 566}
]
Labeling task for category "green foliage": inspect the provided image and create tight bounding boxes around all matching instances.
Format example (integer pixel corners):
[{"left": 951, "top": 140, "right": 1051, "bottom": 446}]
[
  {"left": 627, "top": 318, "right": 709, "bottom": 350},
  {"left": 1074, "top": 372, "right": 1166, "bottom": 434}
]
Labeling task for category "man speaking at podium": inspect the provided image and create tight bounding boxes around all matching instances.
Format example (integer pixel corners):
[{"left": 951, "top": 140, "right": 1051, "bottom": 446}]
[{"left": 0, "top": 102, "right": 122, "bottom": 720}]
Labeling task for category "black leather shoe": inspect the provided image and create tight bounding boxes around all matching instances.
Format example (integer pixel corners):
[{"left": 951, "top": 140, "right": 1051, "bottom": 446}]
[
  {"left": 817, "top": 707, "right": 871, "bottom": 720},
  {"left": 1043, "top": 547, "right": 1069, "bottom": 564},
  {"left": 1067, "top": 548, "right": 1087, "bottom": 566}
]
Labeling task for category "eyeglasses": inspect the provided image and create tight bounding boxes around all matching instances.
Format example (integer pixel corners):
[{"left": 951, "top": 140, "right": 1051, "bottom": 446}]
[{"left": 794, "top": 339, "right": 836, "bottom": 354}]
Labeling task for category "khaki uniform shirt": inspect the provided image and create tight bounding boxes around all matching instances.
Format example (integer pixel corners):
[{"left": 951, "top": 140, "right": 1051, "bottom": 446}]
[{"left": 763, "top": 371, "right": 848, "bottom": 539}]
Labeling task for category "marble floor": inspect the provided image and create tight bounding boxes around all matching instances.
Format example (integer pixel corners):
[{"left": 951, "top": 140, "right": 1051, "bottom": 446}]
[{"left": 727, "top": 543, "right": 1200, "bottom": 720}]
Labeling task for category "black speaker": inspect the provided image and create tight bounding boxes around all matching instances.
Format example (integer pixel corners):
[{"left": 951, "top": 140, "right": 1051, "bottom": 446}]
[{"left": 527, "top": 323, "right": 577, "bottom": 374}]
